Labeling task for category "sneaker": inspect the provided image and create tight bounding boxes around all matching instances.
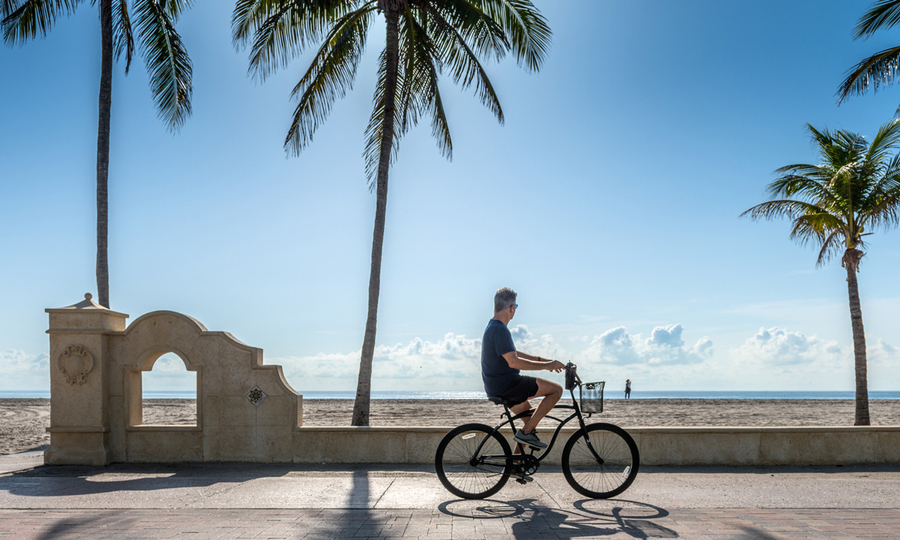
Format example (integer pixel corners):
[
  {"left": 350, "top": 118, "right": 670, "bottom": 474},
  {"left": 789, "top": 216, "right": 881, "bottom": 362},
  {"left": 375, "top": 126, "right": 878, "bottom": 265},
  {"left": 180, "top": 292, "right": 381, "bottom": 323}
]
[{"left": 514, "top": 429, "right": 547, "bottom": 449}]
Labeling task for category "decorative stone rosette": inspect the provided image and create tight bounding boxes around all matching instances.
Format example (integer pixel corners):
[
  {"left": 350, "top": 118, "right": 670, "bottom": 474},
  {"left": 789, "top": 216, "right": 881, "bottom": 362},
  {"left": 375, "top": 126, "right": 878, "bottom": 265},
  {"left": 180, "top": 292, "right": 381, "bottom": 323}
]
[
  {"left": 247, "top": 385, "right": 266, "bottom": 406},
  {"left": 56, "top": 345, "right": 94, "bottom": 385}
]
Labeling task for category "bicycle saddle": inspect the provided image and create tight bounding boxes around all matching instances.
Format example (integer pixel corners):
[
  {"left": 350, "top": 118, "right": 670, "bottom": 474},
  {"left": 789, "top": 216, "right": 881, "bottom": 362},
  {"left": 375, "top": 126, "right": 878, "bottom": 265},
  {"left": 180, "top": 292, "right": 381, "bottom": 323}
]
[{"left": 487, "top": 395, "right": 518, "bottom": 407}]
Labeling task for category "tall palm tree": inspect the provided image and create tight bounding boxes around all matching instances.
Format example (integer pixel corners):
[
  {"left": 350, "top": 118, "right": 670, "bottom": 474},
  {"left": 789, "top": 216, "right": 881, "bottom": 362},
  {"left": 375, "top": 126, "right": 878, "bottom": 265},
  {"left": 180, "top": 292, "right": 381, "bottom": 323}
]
[
  {"left": 838, "top": 0, "right": 900, "bottom": 113},
  {"left": 2, "top": 0, "right": 194, "bottom": 308},
  {"left": 742, "top": 119, "right": 900, "bottom": 426},
  {"left": 233, "top": 0, "right": 550, "bottom": 425}
]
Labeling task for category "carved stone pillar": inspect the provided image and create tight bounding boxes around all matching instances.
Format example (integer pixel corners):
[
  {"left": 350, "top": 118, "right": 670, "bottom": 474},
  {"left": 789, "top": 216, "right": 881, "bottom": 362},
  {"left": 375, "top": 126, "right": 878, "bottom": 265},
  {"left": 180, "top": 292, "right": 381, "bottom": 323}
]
[{"left": 45, "top": 294, "right": 128, "bottom": 465}]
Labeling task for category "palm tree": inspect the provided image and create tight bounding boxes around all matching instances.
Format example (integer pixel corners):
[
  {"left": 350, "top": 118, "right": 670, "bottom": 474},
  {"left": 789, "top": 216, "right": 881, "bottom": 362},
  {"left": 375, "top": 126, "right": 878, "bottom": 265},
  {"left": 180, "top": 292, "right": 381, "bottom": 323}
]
[
  {"left": 838, "top": 0, "right": 900, "bottom": 113},
  {"left": 232, "top": 0, "right": 550, "bottom": 425},
  {"left": 2, "top": 0, "right": 194, "bottom": 308},
  {"left": 742, "top": 119, "right": 900, "bottom": 426}
]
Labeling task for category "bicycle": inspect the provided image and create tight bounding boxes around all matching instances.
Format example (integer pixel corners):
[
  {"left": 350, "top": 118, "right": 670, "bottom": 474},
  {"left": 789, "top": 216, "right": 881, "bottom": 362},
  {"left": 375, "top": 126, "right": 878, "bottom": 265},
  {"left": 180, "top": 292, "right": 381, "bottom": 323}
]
[{"left": 434, "top": 363, "right": 640, "bottom": 499}]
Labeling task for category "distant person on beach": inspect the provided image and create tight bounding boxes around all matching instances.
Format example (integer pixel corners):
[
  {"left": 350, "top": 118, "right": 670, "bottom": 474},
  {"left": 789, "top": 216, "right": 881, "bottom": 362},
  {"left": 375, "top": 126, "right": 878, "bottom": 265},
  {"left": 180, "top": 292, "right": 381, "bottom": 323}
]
[
  {"left": 625, "top": 379, "right": 632, "bottom": 399},
  {"left": 482, "top": 287, "right": 565, "bottom": 450}
]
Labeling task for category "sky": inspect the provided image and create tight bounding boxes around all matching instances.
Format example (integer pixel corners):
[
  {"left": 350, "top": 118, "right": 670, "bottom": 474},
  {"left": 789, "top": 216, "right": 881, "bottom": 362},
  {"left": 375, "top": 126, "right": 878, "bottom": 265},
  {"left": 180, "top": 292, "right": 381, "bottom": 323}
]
[{"left": 2, "top": 0, "right": 900, "bottom": 395}]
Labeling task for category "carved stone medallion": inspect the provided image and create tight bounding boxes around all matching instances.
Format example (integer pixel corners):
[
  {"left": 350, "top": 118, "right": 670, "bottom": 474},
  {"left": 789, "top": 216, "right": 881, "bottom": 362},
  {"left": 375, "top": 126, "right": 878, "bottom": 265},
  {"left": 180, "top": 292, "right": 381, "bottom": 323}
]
[{"left": 57, "top": 345, "right": 94, "bottom": 385}]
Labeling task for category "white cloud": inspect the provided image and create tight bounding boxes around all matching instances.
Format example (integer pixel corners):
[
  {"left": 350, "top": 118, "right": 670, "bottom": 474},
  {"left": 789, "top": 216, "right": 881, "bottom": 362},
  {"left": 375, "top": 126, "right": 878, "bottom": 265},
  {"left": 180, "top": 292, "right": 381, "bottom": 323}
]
[
  {"left": 275, "top": 332, "right": 483, "bottom": 391},
  {"left": 0, "top": 350, "right": 50, "bottom": 390},
  {"left": 508, "top": 325, "right": 567, "bottom": 359},
  {"left": 0, "top": 349, "right": 48, "bottom": 372},
  {"left": 868, "top": 339, "right": 900, "bottom": 391},
  {"left": 870, "top": 339, "right": 898, "bottom": 366},
  {"left": 149, "top": 353, "right": 191, "bottom": 372},
  {"left": 577, "top": 324, "right": 713, "bottom": 367},
  {"left": 732, "top": 327, "right": 844, "bottom": 368}
]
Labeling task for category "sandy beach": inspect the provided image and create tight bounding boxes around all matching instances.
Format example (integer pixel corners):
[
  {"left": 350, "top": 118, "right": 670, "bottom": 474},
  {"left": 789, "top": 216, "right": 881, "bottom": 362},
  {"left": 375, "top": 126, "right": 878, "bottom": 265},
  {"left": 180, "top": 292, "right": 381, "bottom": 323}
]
[{"left": 3, "top": 397, "right": 900, "bottom": 455}]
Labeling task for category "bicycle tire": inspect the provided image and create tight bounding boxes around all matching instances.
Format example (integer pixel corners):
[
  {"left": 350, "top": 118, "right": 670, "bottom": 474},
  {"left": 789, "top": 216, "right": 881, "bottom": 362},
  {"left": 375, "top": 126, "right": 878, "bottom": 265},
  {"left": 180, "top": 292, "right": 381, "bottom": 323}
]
[
  {"left": 561, "top": 423, "right": 640, "bottom": 499},
  {"left": 435, "top": 423, "right": 512, "bottom": 499}
]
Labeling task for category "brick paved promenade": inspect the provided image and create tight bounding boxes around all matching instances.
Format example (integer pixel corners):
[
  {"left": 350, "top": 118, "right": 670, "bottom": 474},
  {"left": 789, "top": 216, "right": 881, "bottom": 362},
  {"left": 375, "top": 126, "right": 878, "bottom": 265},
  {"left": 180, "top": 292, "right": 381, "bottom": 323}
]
[
  {"left": 0, "top": 453, "right": 898, "bottom": 539},
  {"left": 2, "top": 507, "right": 899, "bottom": 539}
]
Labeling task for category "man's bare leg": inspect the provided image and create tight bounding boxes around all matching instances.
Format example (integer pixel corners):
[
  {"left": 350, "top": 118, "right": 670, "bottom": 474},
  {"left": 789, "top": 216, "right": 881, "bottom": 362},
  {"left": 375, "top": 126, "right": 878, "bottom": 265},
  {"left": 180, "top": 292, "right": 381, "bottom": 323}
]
[
  {"left": 521, "top": 379, "right": 562, "bottom": 435},
  {"left": 509, "top": 401, "right": 533, "bottom": 454}
]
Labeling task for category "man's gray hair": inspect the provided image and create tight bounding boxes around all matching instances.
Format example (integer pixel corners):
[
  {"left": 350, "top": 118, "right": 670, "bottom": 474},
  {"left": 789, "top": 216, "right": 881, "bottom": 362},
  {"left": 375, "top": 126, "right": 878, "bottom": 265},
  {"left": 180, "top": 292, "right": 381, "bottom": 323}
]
[{"left": 494, "top": 287, "right": 517, "bottom": 313}]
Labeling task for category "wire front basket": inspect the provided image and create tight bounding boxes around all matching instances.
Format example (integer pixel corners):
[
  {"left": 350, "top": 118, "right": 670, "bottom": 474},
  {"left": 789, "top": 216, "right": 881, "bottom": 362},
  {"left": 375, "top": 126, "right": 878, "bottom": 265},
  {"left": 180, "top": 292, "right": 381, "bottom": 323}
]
[{"left": 579, "top": 381, "right": 605, "bottom": 413}]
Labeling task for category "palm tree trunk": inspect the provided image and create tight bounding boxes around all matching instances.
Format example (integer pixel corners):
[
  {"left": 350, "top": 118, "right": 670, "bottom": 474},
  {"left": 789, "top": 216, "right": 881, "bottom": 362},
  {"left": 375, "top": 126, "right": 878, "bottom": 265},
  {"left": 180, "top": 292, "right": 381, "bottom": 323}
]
[
  {"left": 351, "top": 4, "right": 401, "bottom": 426},
  {"left": 843, "top": 249, "right": 870, "bottom": 426},
  {"left": 96, "top": 0, "right": 113, "bottom": 309}
]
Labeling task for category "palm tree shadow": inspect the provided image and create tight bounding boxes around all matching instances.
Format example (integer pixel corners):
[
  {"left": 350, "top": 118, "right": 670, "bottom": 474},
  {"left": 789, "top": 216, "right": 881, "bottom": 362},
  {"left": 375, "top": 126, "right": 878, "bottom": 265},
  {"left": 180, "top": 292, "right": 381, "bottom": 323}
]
[
  {"left": 736, "top": 525, "right": 780, "bottom": 539},
  {"left": 30, "top": 512, "right": 133, "bottom": 540},
  {"left": 293, "top": 469, "right": 377, "bottom": 538}
]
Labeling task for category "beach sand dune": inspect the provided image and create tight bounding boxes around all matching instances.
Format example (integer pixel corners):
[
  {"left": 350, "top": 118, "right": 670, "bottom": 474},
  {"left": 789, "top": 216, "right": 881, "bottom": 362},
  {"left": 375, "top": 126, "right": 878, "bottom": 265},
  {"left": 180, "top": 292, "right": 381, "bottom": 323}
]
[{"left": 3, "top": 397, "right": 900, "bottom": 455}]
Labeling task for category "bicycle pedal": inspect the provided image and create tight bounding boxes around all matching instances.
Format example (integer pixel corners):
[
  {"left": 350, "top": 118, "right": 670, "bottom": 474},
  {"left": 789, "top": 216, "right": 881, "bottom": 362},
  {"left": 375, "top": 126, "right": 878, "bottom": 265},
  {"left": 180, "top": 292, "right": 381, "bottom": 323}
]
[{"left": 515, "top": 475, "right": 534, "bottom": 485}]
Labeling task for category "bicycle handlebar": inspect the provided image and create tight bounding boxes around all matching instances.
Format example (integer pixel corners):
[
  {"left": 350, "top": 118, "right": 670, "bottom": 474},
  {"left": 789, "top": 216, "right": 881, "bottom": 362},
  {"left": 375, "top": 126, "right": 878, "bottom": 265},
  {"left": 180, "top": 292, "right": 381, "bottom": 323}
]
[{"left": 564, "top": 362, "right": 581, "bottom": 390}]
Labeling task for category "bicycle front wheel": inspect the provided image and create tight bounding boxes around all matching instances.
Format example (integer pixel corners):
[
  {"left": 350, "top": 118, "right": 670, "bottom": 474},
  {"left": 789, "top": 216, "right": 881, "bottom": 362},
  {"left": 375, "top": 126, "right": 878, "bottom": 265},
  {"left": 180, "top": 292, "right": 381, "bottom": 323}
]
[
  {"left": 562, "top": 423, "right": 639, "bottom": 499},
  {"left": 435, "top": 423, "right": 512, "bottom": 499}
]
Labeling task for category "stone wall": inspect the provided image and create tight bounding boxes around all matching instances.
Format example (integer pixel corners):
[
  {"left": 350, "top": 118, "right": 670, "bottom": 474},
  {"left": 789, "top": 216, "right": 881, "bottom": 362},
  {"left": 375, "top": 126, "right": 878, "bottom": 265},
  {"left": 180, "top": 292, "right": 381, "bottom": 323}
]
[
  {"left": 44, "top": 295, "right": 900, "bottom": 466},
  {"left": 45, "top": 295, "right": 301, "bottom": 465}
]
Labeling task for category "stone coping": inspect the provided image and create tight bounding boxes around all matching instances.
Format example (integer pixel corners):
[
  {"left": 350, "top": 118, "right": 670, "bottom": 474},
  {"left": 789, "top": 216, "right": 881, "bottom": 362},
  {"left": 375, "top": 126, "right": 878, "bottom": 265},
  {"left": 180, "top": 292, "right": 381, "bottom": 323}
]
[
  {"left": 287, "top": 425, "right": 900, "bottom": 466},
  {"left": 290, "top": 425, "right": 900, "bottom": 432}
]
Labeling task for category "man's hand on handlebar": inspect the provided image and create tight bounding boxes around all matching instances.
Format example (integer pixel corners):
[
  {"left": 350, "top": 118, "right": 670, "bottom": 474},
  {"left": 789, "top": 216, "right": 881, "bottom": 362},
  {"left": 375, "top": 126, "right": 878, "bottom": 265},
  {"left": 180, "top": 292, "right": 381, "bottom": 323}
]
[{"left": 545, "top": 359, "right": 566, "bottom": 373}]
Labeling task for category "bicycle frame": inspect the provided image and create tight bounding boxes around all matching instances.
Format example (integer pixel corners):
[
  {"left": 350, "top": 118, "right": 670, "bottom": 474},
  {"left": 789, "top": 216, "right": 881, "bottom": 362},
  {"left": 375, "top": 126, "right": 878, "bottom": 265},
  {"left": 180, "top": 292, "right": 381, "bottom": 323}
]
[{"left": 470, "top": 385, "right": 595, "bottom": 467}]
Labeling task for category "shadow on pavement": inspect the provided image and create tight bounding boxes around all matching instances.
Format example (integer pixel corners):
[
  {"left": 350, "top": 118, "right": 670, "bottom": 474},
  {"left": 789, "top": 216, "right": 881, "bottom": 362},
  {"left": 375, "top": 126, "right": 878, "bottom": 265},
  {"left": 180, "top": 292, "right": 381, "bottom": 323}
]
[
  {"left": 4, "top": 462, "right": 425, "bottom": 498},
  {"left": 736, "top": 526, "right": 779, "bottom": 540},
  {"left": 439, "top": 497, "right": 679, "bottom": 539}
]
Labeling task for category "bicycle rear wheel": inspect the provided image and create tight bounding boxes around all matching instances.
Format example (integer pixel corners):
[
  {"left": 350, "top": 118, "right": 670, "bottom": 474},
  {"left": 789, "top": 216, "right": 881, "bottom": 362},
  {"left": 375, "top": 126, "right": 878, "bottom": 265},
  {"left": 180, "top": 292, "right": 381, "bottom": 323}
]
[
  {"left": 561, "top": 423, "right": 639, "bottom": 499},
  {"left": 435, "top": 423, "right": 512, "bottom": 499}
]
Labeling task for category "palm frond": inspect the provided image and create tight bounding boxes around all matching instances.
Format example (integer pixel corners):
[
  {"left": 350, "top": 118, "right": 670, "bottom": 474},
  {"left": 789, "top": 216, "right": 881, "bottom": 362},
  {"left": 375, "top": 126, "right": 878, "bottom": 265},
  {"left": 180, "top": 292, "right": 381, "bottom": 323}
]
[
  {"left": 868, "top": 191, "right": 900, "bottom": 229},
  {"left": 855, "top": 0, "right": 900, "bottom": 38},
  {"left": 741, "top": 199, "right": 829, "bottom": 222},
  {"left": 471, "top": 0, "right": 549, "bottom": 71},
  {"left": 766, "top": 173, "right": 843, "bottom": 215},
  {"left": 836, "top": 45, "right": 900, "bottom": 103},
  {"left": 133, "top": 0, "right": 192, "bottom": 130},
  {"left": 285, "top": 4, "right": 373, "bottom": 155},
  {"left": 815, "top": 229, "right": 844, "bottom": 267},
  {"left": 430, "top": 0, "right": 507, "bottom": 61},
  {"left": 864, "top": 155, "right": 900, "bottom": 229},
  {"left": 2, "top": 0, "right": 82, "bottom": 44},
  {"left": 398, "top": 8, "right": 451, "bottom": 158},
  {"left": 788, "top": 216, "right": 826, "bottom": 249},
  {"left": 865, "top": 118, "right": 900, "bottom": 164},
  {"left": 159, "top": 0, "right": 192, "bottom": 20},
  {"left": 234, "top": 0, "right": 364, "bottom": 81},
  {"left": 363, "top": 47, "right": 404, "bottom": 187},
  {"left": 112, "top": 0, "right": 134, "bottom": 73},
  {"left": 424, "top": 4, "right": 503, "bottom": 123},
  {"left": 2, "top": 0, "right": 19, "bottom": 18}
]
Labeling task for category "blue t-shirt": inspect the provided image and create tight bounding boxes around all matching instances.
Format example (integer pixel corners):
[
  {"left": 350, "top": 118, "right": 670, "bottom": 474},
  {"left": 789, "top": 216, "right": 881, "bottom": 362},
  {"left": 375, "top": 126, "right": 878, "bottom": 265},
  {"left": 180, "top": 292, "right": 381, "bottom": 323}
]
[{"left": 481, "top": 319, "right": 518, "bottom": 396}]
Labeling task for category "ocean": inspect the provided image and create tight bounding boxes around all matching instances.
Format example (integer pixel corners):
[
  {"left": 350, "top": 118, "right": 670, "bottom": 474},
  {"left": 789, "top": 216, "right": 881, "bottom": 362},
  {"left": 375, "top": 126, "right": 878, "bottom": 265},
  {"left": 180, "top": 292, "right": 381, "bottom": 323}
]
[{"left": 2, "top": 390, "right": 900, "bottom": 400}]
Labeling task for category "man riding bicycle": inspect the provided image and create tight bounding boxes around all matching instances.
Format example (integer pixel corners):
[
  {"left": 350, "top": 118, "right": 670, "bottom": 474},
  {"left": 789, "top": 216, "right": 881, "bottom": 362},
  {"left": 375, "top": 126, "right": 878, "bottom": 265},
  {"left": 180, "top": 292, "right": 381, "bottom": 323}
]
[{"left": 482, "top": 287, "right": 565, "bottom": 449}]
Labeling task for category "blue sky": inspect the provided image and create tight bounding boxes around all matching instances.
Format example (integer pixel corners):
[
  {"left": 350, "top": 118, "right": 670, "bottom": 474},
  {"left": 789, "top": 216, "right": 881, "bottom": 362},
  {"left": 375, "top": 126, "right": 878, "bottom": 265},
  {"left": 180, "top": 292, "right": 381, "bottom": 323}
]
[{"left": 2, "top": 0, "right": 900, "bottom": 394}]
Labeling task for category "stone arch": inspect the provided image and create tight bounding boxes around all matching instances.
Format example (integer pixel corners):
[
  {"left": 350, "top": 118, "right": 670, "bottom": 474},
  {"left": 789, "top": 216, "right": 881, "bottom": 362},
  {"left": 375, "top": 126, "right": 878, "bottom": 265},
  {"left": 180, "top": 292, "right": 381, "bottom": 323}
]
[
  {"left": 123, "top": 314, "right": 206, "bottom": 429},
  {"left": 46, "top": 297, "right": 303, "bottom": 464},
  {"left": 127, "top": 345, "right": 200, "bottom": 427}
]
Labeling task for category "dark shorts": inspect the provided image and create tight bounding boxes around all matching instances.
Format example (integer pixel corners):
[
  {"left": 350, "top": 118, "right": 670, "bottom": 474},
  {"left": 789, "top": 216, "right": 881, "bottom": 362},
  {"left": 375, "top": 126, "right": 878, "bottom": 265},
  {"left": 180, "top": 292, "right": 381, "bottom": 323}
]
[{"left": 498, "top": 375, "right": 539, "bottom": 407}]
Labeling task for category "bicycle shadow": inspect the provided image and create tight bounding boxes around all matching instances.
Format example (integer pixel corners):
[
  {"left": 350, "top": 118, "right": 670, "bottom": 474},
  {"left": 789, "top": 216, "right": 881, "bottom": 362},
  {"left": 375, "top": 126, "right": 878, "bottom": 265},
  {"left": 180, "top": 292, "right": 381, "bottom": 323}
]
[{"left": 439, "top": 497, "right": 678, "bottom": 538}]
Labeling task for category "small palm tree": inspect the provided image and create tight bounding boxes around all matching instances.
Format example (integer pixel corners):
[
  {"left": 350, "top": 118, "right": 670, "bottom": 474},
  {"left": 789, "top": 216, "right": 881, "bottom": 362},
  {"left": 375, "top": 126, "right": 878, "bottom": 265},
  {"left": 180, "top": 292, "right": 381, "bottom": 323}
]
[
  {"left": 838, "top": 0, "right": 900, "bottom": 113},
  {"left": 2, "top": 0, "right": 194, "bottom": 308},
  {"left": 233, "top": 0, "right": 551, "bottom": 425},
  {"left": 742, "top": 119, "right": 900, "bottom": 425}
]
